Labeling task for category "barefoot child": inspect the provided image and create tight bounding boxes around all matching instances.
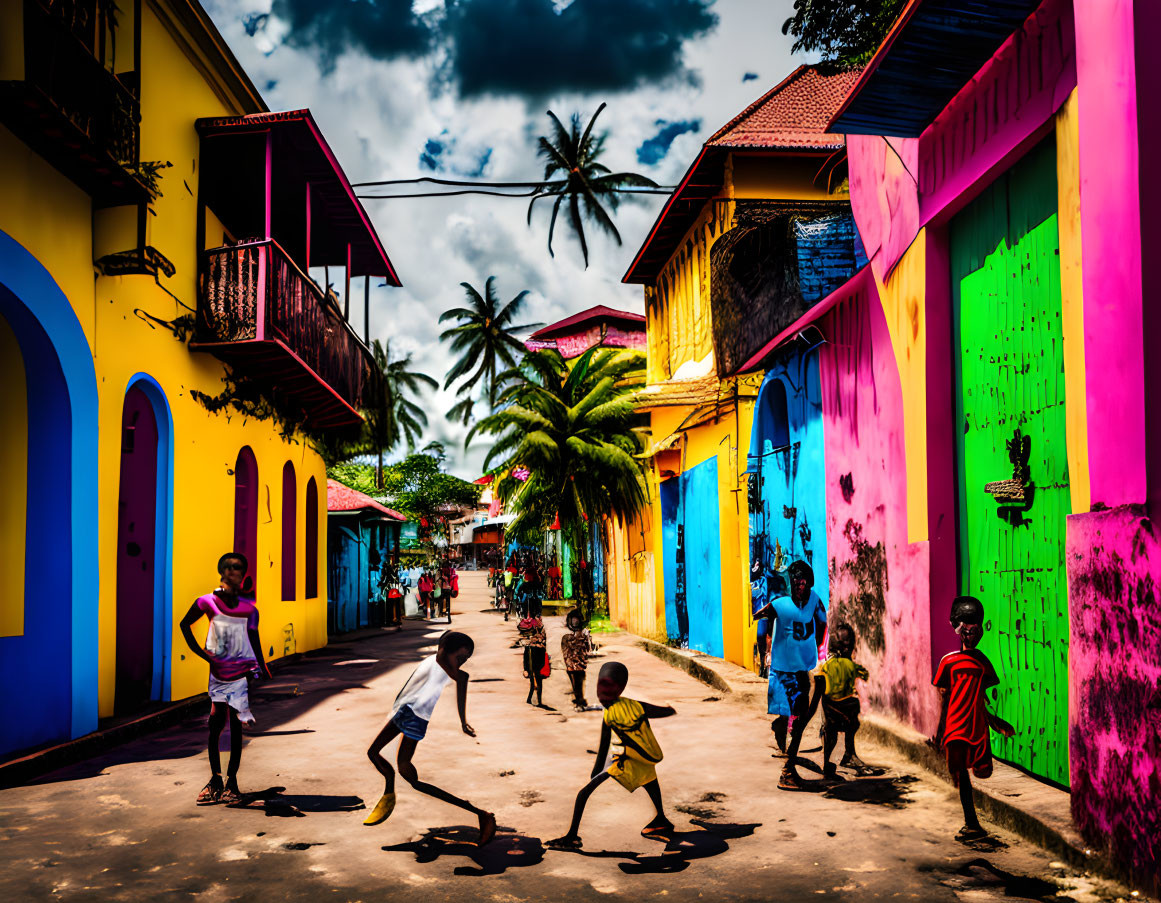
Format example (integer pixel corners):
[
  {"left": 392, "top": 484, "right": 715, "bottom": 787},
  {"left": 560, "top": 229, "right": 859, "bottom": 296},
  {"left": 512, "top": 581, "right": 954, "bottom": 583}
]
[
  {"left": 364, "top": 631, "right": 496, "bottom": 845},
  {"left": 547, "top": 662, "right": 675, "bottom": 849},
  {"left": 179, "top": 552, "right": 269, "bottom": 806},
  {"left": 931, "top": 596, "right": 1015, "bottom": 842},
  {"left": 561, "top": 608, "right": 595, "bottom": 710}
]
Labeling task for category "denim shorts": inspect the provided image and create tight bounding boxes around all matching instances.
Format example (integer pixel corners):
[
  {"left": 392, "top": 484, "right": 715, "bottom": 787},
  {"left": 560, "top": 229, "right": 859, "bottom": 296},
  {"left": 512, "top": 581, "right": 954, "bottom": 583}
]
[{"left": 392, "top": 704, "right": 429, "bottom": 741}]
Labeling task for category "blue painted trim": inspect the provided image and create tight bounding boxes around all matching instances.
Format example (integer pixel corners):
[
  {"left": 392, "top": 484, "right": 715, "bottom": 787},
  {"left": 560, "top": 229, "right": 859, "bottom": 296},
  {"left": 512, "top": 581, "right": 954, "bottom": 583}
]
[
  {"left": 0, "top": 229, "right": 100, "bottom": 745},
  {"left": 124, "top": 373, "right": 175, "bottom": 703}
]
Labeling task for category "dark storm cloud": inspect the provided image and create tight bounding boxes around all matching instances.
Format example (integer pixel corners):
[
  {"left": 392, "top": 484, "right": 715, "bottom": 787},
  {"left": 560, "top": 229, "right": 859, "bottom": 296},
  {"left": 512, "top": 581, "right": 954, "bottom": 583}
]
[
  {"left": 443, "top": 0, "right": 719, "bottom": 97},
  {"left": 270, "top": 0, "right": 432, "bottom": 68},
  {"left": 637, "top": 118, "right": 700, "bottom": 165}
]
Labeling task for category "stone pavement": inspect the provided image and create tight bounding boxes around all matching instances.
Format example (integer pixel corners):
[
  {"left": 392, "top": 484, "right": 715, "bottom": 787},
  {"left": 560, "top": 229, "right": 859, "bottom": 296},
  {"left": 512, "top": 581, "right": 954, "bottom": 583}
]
[{"left": 0, "top": 572, "right": 1145, "bottom": 902}]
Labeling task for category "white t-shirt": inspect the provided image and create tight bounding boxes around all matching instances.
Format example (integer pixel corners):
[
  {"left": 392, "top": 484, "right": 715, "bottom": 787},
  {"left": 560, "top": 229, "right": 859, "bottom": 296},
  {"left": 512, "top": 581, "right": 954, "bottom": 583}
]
[{"left": 390, "top": 654, "right": 452, "bottom": 722}]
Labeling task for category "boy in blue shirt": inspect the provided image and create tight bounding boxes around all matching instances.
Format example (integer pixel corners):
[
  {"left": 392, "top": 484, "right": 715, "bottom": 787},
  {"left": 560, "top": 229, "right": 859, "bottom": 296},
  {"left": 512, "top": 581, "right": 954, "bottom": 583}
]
[{"left": 754, "top": 560, "right": 827, "bottom": 791}]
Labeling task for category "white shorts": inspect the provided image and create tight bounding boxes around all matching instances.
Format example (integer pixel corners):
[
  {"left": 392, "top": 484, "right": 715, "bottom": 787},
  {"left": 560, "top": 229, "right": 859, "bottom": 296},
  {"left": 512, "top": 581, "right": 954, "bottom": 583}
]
[{"left": 208, "top": 674, "right": 255, "bottom": 724}]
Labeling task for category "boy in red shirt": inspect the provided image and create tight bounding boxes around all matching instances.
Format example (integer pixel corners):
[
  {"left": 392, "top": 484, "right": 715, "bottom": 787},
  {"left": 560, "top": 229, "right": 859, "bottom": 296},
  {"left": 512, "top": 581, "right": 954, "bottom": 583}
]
[{"left": 931, "top": 596, "right": 1015, "bottom": 842}]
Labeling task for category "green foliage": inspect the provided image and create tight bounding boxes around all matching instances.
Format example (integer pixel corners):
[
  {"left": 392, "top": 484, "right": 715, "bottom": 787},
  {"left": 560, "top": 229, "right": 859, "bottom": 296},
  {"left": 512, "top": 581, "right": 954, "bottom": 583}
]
[
  {"left": 529, "top": 104, "right": 660, "bottom": 268},
  {"left": 470, "top": 347, "right": 647, "bottom": 555},
  {"left": 328, "top": 444, "right": 481, "bottom": 521},
  {"left": 190, "top": 368, "right": 362, "bottom": 459},
  {"left": 781, "top": 0, "right": 905, "bottom": 69},
  {"left": 440, "top": 277, "right": 542, "bottom": 425},
  {"left": 359, "top": 339, "right": 437, "bottom": 484}
]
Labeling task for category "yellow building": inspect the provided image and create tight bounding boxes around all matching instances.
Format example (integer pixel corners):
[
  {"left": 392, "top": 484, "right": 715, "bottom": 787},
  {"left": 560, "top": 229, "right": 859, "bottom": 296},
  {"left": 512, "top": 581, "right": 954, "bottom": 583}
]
[
  {"left": 608, "top": 66, "right": 861, "bottom": 671},
  {"left": 0, "top": 0, "right": 398, "bottom": 756}
]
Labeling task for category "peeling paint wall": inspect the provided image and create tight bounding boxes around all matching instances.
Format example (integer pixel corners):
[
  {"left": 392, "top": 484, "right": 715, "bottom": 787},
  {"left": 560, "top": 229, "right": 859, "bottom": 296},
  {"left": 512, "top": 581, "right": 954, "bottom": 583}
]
[
  {"left": 1067, "top": 505, "right": 1161, "bottom": 894},
  {"left": 818, "top": 283, "right": 937, "bottom": 733}
]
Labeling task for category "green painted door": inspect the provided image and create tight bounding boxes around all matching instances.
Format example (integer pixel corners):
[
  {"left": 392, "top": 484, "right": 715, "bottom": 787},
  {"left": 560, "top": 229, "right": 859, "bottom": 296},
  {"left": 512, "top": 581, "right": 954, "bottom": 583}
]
[{"left": 951, "top": 137, "right": 1070, "bottom": 787}]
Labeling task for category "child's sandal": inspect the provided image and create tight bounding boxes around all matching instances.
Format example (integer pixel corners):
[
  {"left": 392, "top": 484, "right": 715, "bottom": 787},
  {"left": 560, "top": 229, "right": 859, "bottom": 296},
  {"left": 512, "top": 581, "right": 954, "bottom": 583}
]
[
  {"left": 219, "top": 786, "right": 244, "bottom": 805},
  {"left": 196, "top": 779, "right": 223, "bottom": 805},
  {"left": 546, "top": 835, "right": 582, "bottom": 850}
]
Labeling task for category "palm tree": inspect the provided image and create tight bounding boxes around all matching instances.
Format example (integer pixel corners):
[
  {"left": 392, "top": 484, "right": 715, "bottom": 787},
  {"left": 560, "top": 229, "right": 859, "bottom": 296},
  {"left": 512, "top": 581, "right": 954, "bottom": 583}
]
[
  {"left": 469, "top": 346, "right": 648, "bottom": 579},
  {"left": 364, "top": 339, "right": 438, "bottom": 488},
  {"left": 439, "top": 277, "right": 542, "bottom": 425},
  {"left": 528, "top": 103, "right": 660, "bottom": 268}
]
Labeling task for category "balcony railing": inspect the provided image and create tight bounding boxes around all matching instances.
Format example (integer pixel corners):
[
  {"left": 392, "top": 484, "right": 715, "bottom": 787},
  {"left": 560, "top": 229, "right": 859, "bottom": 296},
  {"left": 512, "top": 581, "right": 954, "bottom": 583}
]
[
  {"left": 194, "top": 239, "right": 376, "bottom": 429},
  {"left": 0, "top": 0, "right": 145, "bottom": 205}
]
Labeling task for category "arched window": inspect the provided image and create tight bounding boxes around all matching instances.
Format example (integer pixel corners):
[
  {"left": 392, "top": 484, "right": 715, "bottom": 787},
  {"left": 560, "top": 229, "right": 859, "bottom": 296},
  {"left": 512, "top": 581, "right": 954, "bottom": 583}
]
[
  {"left": 233, "top": 447, "right": 258, "bottom": 590},
  {"left": 281, "top": 462, "right": 297, "bottom": 601},
  {"left": 762, "top": 379, "right": 790, "bottom": 454},
  {"left": 305, "top": 476, "right": 319, "bottom": 598}
]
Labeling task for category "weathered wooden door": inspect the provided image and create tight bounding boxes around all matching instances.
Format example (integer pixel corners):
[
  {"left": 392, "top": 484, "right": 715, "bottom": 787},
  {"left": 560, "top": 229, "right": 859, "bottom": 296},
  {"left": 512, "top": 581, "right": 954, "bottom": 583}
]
[{"left": 951, "top": 137, "right": 1070, "bottom": 787}]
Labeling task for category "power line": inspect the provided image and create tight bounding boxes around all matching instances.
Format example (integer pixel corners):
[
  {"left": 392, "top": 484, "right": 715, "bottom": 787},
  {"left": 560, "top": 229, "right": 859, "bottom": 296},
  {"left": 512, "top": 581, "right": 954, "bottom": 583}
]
[{"left": 352, "top": 174, "right": 676, "bottom": 199}]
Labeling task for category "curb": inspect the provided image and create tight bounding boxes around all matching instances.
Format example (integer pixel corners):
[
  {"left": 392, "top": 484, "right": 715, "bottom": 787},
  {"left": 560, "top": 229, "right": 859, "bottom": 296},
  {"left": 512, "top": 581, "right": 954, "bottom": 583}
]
[
  {"left": 633, "top": 631, "right": 1131, "bottom": 889},
  {"left": 0, "top": 694, "right": 207, "bottom": 789},
  {"left": 0, "top": 651, "right": 308, "bottom": 789}
]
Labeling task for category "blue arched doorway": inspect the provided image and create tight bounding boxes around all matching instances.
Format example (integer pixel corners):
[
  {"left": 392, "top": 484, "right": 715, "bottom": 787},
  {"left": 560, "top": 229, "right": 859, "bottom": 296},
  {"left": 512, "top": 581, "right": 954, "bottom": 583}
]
[
  {"left": 747, "top": 348, "right": 828, "bottom": 608},
  {"left": 0, "top": 229, "right": 99, "bottom": 755}
]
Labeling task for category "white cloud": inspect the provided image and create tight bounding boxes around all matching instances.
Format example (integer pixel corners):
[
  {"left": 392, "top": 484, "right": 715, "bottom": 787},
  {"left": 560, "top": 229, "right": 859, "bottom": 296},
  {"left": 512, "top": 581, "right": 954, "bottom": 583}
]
[{"left": 201, "top": 0, "right": 805, "bottom": 477}]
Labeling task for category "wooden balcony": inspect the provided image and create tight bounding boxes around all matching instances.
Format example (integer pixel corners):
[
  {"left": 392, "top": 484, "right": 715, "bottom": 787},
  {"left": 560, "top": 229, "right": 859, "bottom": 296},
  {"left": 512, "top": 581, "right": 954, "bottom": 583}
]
[
  {"left": 0, "top": 0, "right": 147, "bottom": 206},
  {"left": 193, "top": 239, "right": 376, "bottom": 429}
]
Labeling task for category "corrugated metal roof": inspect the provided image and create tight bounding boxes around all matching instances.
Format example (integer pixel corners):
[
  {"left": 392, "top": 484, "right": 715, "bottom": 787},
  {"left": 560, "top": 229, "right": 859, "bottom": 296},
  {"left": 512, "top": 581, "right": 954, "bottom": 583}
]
[
  {"left": 326, "top": 479, "right": 406, "bottom": 520},
  {"left": 829, "top": 0, "right": 1046, "bottom": 137}
]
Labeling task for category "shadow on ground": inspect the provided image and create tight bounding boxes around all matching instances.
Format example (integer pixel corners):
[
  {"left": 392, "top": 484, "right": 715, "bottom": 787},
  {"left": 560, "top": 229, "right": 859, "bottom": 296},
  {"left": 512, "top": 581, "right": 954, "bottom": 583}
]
[
  {"left": 823, "top": 774, "right": 918, "bottom": 809},
  {"left": 932, "top": 858, "right": 1072, "bottom": 901},
  {"left": 224, "top": 785, "right": 366, "bottom": 818},
  {"left": 383, "top": 824, "right": 544, "bottom": 876},
  {"left": 550, "top": 818, "right": 760, "bottom": 875},
  {"left": 22, "top": 620, "right": 470, "bottom": 786}
]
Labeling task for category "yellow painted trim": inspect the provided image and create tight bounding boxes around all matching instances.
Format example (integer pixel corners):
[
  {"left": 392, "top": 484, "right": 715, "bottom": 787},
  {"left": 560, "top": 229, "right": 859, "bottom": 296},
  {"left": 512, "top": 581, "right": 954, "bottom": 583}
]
[
  {"left": 873, "top": 235, "right": 929, "bottom": 542},
  {"left": 1056, "top": 89, "right": 1091, "bottom": 514}
]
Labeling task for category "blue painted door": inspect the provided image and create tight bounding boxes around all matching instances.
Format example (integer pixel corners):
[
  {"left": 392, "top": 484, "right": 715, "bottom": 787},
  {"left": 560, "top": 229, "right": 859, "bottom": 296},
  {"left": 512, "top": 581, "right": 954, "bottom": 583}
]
[
  {"left": 659, "top": 478, "right": 682, "bottom": 644},
  {"left": 747, "top": 353, "right": 828, "bottom": 606},
  {"left": 682, "top": 457, "right": 723, "bottom": 657}
]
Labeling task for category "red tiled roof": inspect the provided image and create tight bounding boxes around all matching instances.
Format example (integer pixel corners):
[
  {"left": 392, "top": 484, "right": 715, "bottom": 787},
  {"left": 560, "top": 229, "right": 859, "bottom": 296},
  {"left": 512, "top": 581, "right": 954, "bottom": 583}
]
[
  {"left": 528, "top": 305, "right": 646, "bottom": 340},
  {"left": 326, "top": 479, "right": 405, "bottom": 520},
  {"left": 707, "top": 66, "right": 864, "bottom": 150},
  {"left": 624, "top": 65, "right": 862, "bottom": 285}
]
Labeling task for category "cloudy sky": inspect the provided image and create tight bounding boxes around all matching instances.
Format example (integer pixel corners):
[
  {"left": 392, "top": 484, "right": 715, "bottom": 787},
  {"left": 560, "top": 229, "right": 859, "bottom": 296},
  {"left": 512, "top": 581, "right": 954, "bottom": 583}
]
[{"left": 202, "top": 0, "right": 808, "bottom": 478}]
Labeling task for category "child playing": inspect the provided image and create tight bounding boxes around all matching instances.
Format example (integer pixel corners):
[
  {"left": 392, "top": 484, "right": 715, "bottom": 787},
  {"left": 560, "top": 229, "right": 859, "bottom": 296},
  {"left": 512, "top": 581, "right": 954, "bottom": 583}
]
[
  {"left": 179, "top": 552, "right": 269, "bottom": 806},
  {"left": 547, "top": 662, "right": 676, "bottom": 850},
  {"left": 753, "top": 560, "right": 828, "bottom": 791},
  {"left": 560, "top": 608, "right": 596, "bottom": 710},
  {"left": 364, "top": 631, "right": 496, "bottom": 846},
  {"left": 931, "top": 596, "right": 1015, "bottom": 842},
  {"left": 517, "top": 616, "right": 549, "bottom": 706},
  {"left": 812, "top": 622, "right": 871, "bottom": 780}
]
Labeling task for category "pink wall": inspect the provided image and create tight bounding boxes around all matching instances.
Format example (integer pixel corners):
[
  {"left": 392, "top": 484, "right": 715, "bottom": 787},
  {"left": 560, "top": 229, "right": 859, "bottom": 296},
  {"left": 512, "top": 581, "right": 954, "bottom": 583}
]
[
  {"left": 819, "top": 282, "right": 937, "bottom": 734},
  {"left": 1074, "top": 0, "right": 1146, "bottom": 508},
  {"left": 1067, "top": 505, "right": 1161, "bottom": 894},
  {"left": 847, "top": 134, "right": 919, "bottom": 284}
]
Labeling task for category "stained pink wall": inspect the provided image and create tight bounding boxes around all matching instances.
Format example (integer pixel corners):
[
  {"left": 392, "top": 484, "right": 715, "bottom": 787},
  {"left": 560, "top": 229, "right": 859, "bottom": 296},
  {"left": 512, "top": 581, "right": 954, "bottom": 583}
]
[
  {"left": 1074, "top": 0, "right": 1146, "bottom": 508},
  {"left": 1067, "top": 505, "right": 1161, "bottom": 894},
  {"left": 819, "top": 281, "right": 937, "bottom": 734}
]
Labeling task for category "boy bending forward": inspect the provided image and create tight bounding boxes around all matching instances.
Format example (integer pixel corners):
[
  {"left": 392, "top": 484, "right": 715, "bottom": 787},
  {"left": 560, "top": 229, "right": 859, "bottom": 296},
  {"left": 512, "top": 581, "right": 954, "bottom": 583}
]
[{"left": 548, "top": 662, "right": 675, "bottom": 849}]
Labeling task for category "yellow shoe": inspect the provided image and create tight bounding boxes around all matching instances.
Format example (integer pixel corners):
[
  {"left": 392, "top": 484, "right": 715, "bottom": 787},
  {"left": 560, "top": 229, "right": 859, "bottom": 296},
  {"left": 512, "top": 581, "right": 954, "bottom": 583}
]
[{"left": 363, "top": 792, "right": 396, "bottom": 826}]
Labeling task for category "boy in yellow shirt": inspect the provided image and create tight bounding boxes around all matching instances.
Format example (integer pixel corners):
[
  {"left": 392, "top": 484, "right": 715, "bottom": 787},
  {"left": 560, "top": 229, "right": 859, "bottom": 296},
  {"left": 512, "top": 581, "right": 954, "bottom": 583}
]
[
  {"left": 814, "top": 622, "right": 871, "bottom": 780},
  {"left": 547, "top": 662, "right": 676, "bottom": 849}
]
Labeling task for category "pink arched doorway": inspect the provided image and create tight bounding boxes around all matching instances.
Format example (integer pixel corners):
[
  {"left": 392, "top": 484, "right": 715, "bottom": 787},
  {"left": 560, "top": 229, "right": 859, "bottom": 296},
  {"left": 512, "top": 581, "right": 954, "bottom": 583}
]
[{"left": 234, "top": 447, "right": 258, "bottom": 593}]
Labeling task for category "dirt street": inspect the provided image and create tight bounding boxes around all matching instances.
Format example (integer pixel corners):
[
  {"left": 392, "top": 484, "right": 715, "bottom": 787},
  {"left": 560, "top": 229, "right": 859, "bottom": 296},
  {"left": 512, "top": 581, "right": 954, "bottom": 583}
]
[{"left": 0, "top": 572, "right": 1135, "bottom": 902}]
